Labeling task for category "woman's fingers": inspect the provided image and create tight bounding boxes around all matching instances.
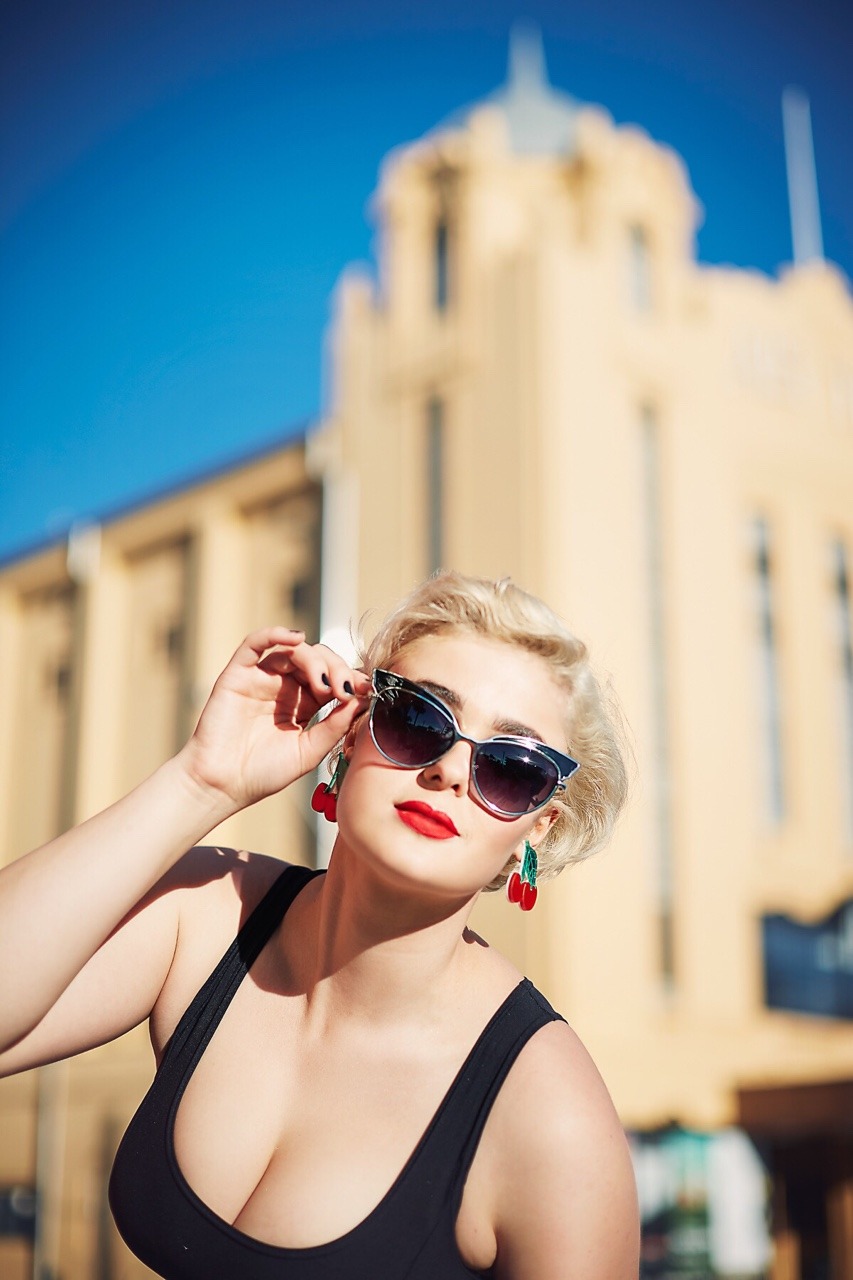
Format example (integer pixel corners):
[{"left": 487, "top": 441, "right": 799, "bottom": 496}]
[
  {"left": 297, "top": 693, "right": 369, "bottom": 772},
  {"left": 221, "top": 626, "right": 373, "bottom": 748},
  {"left": 232, "top": 627, "right": 306, "bottom": 667},
  {"left": 186, "top": 629, "right": 373, "bottom": 804},
  {"left": 286, "top": 642, "right": 370, "bottom": 703},
  {"left": 255, "top": 639, "right": 371, "bottom": 705}
]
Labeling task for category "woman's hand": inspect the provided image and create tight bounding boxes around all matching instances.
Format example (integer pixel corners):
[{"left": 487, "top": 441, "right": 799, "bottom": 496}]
[
  {"left": 0, "top": 625, "right": 370, "bottom": 1065},
  {"left": 177, "top": 628, "right": 372, "bottom": 814}
]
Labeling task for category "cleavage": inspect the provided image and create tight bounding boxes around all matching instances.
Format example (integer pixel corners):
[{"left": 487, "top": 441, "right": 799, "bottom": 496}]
[{"left": 172, "top": 974, "right": 463, "bottom": 1250}]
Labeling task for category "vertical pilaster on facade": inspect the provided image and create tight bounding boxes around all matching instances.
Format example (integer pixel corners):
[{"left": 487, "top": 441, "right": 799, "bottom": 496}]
[
  {"left": 189, "top": 498, "right": 246, "bottom": 704},
  {"left": 312, "top": 457, "right": 358, "bottom": 872},
  {"left": 0, "top": 585, "right": 22, "bottom": 865},
  {"left": 32, "top": 1059, "right": 69, "bottom": 1280},
  {"left": 316, "top": 462, "right": 360, "bottom": 659},
  {"left": 73, "top": 544, "right": 130, "bottom": 822},
  {"left": 307, "top": 401, "right": 362, "bottom": 662},
  {"left": 639, "top": 404, "right": 676, "bottom": 992},
  {"left": 832, "top": 539, "right": 853, "bottom": 850},
  {"left": 187, "top": 500, "right": 248, "bottom": 851},
  {"left": 1, "top": 565, "right": 77, "bottom": 857}
]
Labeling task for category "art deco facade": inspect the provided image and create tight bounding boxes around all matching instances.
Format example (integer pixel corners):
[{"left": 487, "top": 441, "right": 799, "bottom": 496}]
[
  {"left": 313, "top": 44, "right": 853, "bottom": 1280},
  {"left": 1, "top": 39, "right": 852, "bottom": 1280}
]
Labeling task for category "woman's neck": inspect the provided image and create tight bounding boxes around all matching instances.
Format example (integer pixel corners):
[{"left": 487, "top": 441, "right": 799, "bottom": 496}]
[{"left": 284, "top": 846, "right": 482, "bottom": 1032}]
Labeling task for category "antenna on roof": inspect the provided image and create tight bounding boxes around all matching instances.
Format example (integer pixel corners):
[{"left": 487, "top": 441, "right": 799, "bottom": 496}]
[{"left": 782, "top": 87, "right": 824, "bottom": 266}]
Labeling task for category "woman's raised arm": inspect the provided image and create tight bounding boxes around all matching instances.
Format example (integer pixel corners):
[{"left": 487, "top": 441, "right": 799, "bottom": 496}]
[{"left": 0, "top": 628, "right": 370, "bottom": 1069}]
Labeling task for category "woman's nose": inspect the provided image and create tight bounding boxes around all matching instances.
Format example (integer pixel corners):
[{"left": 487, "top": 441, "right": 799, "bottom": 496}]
[{"left": 420, "top": 739, "right": 472, "bottom": 795}]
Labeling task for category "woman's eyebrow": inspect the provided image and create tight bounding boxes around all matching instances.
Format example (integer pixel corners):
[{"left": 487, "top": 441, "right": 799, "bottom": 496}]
[
  {"left": 496, "top": 717, "right": 545, "bottom": 743},
  {"left": 416, "top": 678, "right": 461, "bottom": 708},
  {"left": 415, "top": 679, "right": 545, "bottom": 744}
]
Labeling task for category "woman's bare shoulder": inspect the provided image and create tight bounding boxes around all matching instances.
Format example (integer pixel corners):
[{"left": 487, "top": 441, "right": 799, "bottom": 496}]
[
  {"left": 152, "top": 843, "right": 287, "bottom": 902},
  {"left": 484, "top": 1015, "right": 640, "bottom": 1279},
  {"left": 149, "top": 847, "right": 294, "bottom": 1053},
  {"left": 157, "top": 844, "right": 292, "bottom": 961}
]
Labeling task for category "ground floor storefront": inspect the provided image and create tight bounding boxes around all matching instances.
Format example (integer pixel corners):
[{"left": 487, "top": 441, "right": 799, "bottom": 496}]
[
  {"left": 632, "top": 1081, "right": 853, "bottom": 1280},
  {"left": 738, "top": 1079, "right": 853, "bottom": 1280}
]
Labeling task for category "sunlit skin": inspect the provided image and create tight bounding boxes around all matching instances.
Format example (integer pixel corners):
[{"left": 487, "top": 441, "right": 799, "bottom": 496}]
[
  {"left": 267, "top": 635, "right": 564, "bottom": 1031},
  {"left": 0, "top": 623, "right": 640, "bottom": 1279},
  {"left": 333, "top": 634, "right": 563, "bottom": 905}
]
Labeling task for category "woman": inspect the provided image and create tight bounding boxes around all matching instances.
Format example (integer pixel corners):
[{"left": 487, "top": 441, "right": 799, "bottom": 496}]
[{"left": 0, "top": 571, "right": 639, "bottom": 1278}]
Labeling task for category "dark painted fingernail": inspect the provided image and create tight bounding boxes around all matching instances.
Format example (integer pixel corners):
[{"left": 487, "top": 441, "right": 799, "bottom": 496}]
[
  {"left": 344, "top": 681, "right": 354, "bottom": 696},
  {"left": 321, "top": 673, "right": 331, "bottom": 687}
]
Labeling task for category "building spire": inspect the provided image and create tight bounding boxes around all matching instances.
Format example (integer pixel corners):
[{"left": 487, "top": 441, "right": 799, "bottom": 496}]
[
  {"left": 507, "top": 22, "right": 549, "bottom": 93},
  {"left": 429, "top": 22, "right": 578, "bottom": 157}
]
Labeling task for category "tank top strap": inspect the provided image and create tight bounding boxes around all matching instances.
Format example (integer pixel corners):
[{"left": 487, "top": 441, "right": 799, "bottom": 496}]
[
  {"left": 163, "top": 863, "right": 320, "bottom": 1070},
  {"left": 414, "top": 979, "right": 564, "bottom": 1211}
]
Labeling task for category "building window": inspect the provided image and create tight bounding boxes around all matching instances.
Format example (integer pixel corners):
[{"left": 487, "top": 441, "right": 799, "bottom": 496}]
[
  {"left": 752, "top": 517, "right": 785, "bottom": 823},
  {"left": 123, "top": 540, "right": 193, "bottom": 791},
  {"left": 641, "top": 404, "right": 675, "bottom": 988},
  {"left": 429, "top": 161, "right": 457, "bottom": 313},
  {"left": 434, "top": 220, "right": 449, "bottom": 312},
  {"left": 629, "top": 223, "right": 653, "bottom": 312},
  {"left": 49, "top": 660, "right": 73, "bottom": 702},
  {"left": 11, "top": 585, "right": 78, "bottom": 852},
  {"left": 161, "top": 621, "right": 184, "bottom": 664},
  {"left": 832, "top": 539, "right": 853, "bottom": 845},
  {"left": 426, "top": 397, "right": 444, "bottom": 573}
]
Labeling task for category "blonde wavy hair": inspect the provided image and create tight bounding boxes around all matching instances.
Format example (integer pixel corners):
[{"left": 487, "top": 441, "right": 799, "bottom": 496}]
[{"left": 341, "top": 571, "right": 629, "bottom": 890}]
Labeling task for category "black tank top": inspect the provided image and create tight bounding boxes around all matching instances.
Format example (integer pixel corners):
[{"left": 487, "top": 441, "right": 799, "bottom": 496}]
[{"left": 110, "top": 864, "right": 564, "bottom": 1279}]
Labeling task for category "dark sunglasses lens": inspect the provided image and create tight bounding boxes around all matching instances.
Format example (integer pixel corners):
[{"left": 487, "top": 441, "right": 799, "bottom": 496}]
[
  {"left": 372, "top": 689, "right": 454, "bottom": 766},
  {"left": 473, "top": 743, "right": 558, "bottom": 815}
]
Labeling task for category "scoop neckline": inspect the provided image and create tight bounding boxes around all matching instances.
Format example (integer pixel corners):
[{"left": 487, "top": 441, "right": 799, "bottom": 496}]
[{"left": 164, "top": 865, "right": 529, "bottom": 1257}]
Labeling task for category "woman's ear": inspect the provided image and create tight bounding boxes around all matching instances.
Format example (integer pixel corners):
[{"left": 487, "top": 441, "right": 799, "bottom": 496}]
[
  {"left": 527, "top": 805, "right": 558, "bottom": 849},
  {"left": 342, "top": 718, "right": 363, "bottom": 760}
]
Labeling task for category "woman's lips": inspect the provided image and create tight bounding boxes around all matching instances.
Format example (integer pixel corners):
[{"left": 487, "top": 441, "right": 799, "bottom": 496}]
[{"left": 395, "top": 801, "right": 459, "bottom": 839}]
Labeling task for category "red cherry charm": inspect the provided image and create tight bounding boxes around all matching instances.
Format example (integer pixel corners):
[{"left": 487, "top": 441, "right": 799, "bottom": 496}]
[
  {"left": 507, "top": 871, "right": 522, "bottom": 904},
  {"left": 322, "top": 792, "right": 337, "bottom": 822},
  {"left": 311, "top": 783, "right": 329, "bottom": 813},
  {"left": 520, "top": 882, "right": 538, "bottom": 912}
]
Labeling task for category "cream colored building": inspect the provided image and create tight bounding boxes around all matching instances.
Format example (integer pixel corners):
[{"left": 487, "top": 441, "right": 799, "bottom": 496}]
[
  {"left": 314, "top": 38, "right": 853, "bottom": 1280},
  {"left": 2, "top": 36, "right": 852, "bottom": 1280}
]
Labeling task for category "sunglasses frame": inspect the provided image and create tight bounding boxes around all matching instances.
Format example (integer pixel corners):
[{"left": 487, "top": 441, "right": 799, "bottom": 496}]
[{"left": 368, "top": 668, "right": 580, "bottom": 817}]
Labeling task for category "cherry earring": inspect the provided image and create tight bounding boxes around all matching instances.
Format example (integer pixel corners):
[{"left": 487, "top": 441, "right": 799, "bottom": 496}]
[
  {"left": 506, "top": 840, "right": 538, "bottom": 912},
  {"left": 311, "top": 756, "right": 348, "bottom": 824}
]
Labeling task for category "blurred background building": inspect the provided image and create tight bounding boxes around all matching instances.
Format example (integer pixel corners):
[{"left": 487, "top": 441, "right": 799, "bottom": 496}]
[{"left": 1, "top": 32, "right": 852, "bottom": 1280}]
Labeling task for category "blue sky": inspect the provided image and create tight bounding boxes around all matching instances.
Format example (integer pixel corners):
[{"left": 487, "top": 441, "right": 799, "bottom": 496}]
[{"left": 2, "top": 0, "right": 851, "bottom": 562}]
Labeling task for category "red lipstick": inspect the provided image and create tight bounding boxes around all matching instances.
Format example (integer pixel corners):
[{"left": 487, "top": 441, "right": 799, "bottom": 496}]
[{"left": 395, "top": 801, "right": 459, "bottom": 840}]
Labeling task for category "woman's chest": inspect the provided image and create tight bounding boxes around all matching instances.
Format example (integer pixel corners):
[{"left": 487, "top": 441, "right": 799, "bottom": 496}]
[{"left": 171, "top": 987, "right": 497, "bottom": 1267}]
